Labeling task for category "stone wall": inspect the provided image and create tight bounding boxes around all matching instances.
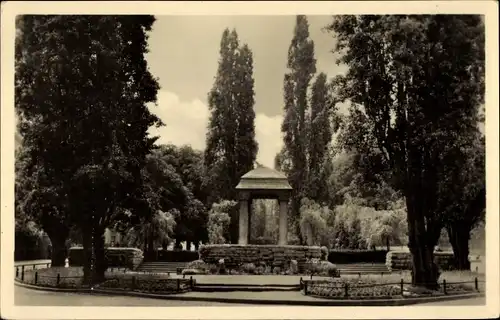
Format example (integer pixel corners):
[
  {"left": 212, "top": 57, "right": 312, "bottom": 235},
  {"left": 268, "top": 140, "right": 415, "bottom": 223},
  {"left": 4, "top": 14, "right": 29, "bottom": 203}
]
[
  {"left": 386, "top": 251, "right": 455, "bottom": 271},
  {"left": 199, "top": 244, "right": 323, "bottom": 268}
]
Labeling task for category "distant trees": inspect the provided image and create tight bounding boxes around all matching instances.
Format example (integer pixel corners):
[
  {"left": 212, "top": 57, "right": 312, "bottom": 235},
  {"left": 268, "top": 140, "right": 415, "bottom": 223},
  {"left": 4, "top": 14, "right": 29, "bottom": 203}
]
[
  {"left": 326, "top": 15, "right": 484, "bottom": 288},
  {"left": 204, "top": 28, "right": 258, "bottom": 243}
]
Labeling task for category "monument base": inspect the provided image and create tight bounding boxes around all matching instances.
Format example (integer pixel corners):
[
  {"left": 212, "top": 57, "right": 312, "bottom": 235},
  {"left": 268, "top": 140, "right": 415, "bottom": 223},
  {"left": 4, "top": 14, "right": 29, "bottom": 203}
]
[{"left": 198, "top": 244, "right": 325, "bottom": 269}]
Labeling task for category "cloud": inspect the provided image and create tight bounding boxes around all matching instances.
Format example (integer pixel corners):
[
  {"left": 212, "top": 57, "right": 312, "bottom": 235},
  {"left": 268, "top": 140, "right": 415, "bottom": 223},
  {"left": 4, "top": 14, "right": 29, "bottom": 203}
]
[{"left": 148, "top": 90, "right": 283, "bottom": 168}]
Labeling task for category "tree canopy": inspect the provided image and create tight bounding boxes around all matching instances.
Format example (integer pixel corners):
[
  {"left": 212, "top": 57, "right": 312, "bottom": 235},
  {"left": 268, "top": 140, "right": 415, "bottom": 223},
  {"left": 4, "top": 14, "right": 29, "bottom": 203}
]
[{"left": 326, "top": 15, "right": 484, "bottom": 288}]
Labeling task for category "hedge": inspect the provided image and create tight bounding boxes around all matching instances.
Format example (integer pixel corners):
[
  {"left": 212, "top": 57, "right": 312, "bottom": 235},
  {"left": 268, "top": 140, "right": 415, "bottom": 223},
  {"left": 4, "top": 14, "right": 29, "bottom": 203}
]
[
  {"left": 68, "top": 247, "right": 144, "bottom": 270},
  {"left": 328, "top": 250, "right": 388, "bottom": 264},
  {"left": 153, "top": 250, "right": 199, "bottom": 262},
  {"left": 386, "top": 251, "right": 456, "bottom": 271}
]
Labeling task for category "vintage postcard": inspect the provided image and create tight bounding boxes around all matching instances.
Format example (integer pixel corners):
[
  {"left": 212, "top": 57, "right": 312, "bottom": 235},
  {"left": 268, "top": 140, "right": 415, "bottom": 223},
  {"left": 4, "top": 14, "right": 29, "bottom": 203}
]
[{"left": 1, "top": 1, "right": 499, "bottom": 319}]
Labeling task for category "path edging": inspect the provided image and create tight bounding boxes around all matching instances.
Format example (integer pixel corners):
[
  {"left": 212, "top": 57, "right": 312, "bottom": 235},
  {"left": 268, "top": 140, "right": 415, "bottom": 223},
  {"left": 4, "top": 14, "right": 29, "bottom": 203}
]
[{"left": 15, "top": 280, "right": 483, "bottom": 306}]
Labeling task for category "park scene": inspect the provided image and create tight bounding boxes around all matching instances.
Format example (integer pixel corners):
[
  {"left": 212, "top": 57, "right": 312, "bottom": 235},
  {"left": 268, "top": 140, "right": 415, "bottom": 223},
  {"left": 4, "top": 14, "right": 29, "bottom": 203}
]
[{"left": 14, "top": 14, "right": 486, "bottom": 306}]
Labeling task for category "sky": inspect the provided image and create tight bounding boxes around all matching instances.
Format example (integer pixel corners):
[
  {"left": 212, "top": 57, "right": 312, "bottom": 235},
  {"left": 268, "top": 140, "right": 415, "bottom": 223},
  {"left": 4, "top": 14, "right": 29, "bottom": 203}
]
[{"left": 145, "top": 15, "right": 347, "bottom": 168}]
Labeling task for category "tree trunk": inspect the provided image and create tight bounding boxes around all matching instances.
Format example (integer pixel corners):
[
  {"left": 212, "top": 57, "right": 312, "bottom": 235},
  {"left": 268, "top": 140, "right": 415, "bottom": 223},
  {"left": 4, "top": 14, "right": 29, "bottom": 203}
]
[
  {"left": 82, "top": 224, "right": 106, "bottom": 285},
  {"left": 46, "top": 229, "right": 68, "bottom": 267},
  {"left": 447, "top": 225, "right": 471, "bottom": 270},
  {"left": 186, "top": 241, "right": 192, "bottom": 251},
  {"left": 93, "top": 228, "right": 107, "bottom": 283},
  {"left": 82, "top": 228, "right": 93, "bottom": 285},
  {"left": 406, "top": 192, "right": 439, "bottom": 289}
]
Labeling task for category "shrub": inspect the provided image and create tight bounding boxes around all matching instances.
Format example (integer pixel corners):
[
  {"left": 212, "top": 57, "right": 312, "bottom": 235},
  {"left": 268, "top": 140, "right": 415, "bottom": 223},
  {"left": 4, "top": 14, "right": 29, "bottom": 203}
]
[
  {"left": 181, "top": 268, "right": 205, "bottom": 275},
  {"left": 207, "top": 263, "right": 219, "bottom": 274},
  {"left": 186, "top": 259, "right": 208, "bottom": 270},
  {"left": 273, "top": 266, "right": 282, "bottom": 274},
  {"left": 241, "top": 263, "right": 256, "bottom": 274},
  {"left": 264, "top": 265, "right": 272, "bottom": 274},
  {"left": 304, "top": 258, "right": 338, "bottom": 277},
  {"left": 255, "top": 266, "right": 265, "bottom": 275}
]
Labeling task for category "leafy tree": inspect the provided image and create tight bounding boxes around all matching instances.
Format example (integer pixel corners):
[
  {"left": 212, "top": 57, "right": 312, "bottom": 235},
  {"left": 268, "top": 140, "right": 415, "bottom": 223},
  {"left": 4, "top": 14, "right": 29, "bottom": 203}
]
[
  {"left": 15, "top": 15, "right": 161, "bottom": 283},
  {"left": 123, "top": 210, "right": 176, "bottom": 255},
  {"left": 326, "top": 15, "right": 484, "bottom": 288},
  {"left": 204, "top": 29, "right": 258, "bottom": 243},
  {"left": 207, "top": 200, "right": 236, "bottom": 244},
  {"left": 441, "top": 133, "right": 485, "bottom": 269},
  {"left": 152, "top": 145, "right": 208, "bottom": 246},
  {"left": 280, "top": 15, "right": 317, "bottom": 243},
  {"left": 299, "top": 198, "right": 332, "bottom": 246},
  {"left": 15, "top": 142, "right": 71, "bottom": 266}
]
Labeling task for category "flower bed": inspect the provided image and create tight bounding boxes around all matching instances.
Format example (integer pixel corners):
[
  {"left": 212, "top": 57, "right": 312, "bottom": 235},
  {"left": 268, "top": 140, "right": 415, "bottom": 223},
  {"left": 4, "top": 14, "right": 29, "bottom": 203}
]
[
  {"left": 97, "top": 276, "right": 192, "bottom": 293},
  {"left": 16, "top": 267, "right": 87, "bottom": 289},
  {"left": 15, "top": 266, "right": 190, "bottom": 294},
  {"left": 302, "top": 275, "right": 480, "bottom": 300},
  {"left": 181, "top": 258, "right": 338, "bottom": 276}
]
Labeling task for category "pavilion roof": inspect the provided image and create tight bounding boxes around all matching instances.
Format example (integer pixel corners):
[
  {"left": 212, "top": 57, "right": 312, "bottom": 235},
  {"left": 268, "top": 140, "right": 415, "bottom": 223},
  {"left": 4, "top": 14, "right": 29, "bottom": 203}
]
[{"left": 235, "top": 166, "right": 292, "bottom": 190}]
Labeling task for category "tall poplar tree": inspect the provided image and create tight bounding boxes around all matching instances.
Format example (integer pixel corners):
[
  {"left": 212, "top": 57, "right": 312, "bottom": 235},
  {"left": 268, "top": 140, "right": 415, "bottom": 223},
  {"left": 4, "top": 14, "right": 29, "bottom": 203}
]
[
  {"left": 327, "top": 15, "right": 484, "bottom": 288},
  {"left": 307, "top": 72, "right": 338, "bottom": 205},
  {"left": 281, "top": 15, "right": 316, "bottom": 242},
  {"left": 204, "top": 29, "right": 258, "bottom": 242}
]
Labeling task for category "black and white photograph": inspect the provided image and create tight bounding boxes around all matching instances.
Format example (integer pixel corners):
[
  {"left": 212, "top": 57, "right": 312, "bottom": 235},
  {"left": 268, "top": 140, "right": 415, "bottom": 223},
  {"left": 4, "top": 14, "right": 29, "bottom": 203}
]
[{"left": 1, "top": 1, "right": 498, "bottom": 319}]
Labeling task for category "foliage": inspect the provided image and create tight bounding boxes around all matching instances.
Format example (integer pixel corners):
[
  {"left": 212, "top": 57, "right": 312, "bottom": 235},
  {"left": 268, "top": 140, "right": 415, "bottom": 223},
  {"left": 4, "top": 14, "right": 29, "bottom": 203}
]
[
  {"left": 207, "top": 200, "right": 235, "bottom": 244},
  {"left": 359, "top": 199, "right": 408, "bottom": 250},
  {"left": 326, "top": 15, "right": 484, "bottom": 288},
  {"left": 441, "top": 133, "right": 485, "bottom": 269},
  {"left": 303, "top": 258, "right": 339, "bottom": 277},
  {"left": 307, "top": 73, "right": 339, "bottom": 204},
  {"left": 299, "top": 198, "right": 331, "bottom": 246},
  {"left": 333, "top": 202, "right": 373, "bottom": 249},
  {"left": 327, "top": 151, "right": 401, "bottom": 210},
  {"left": 134, "top": 145, "right": 208, "bottom": 246},
  {"left": 122, "top": 210, "right": 176, "bottom": 255}
]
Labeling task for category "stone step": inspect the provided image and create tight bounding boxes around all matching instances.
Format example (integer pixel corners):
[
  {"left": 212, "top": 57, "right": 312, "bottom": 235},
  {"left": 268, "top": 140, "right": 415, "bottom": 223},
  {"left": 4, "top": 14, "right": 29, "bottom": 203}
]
[{"left": 193, "top": 285, "right": 300, "bottom": 292}]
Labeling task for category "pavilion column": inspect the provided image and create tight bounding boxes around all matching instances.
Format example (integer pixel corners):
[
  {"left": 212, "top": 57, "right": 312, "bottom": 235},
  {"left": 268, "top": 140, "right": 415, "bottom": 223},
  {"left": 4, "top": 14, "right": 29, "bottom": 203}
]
[
  {"left": 278, "top": 199, "right": 288, "bottom": 245},
  {"left": 238, "top": 199, "right": 249, "bottom": 245}
]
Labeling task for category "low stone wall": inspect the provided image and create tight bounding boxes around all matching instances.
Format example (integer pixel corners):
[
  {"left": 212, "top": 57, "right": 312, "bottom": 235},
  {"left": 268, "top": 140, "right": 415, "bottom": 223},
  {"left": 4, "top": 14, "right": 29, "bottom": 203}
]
[
  {"left": 199, "top": 244, "right": 323, "bottom": 269},
  {"left": 386, "top": 251, "right": 455, "bottom": 271}
]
